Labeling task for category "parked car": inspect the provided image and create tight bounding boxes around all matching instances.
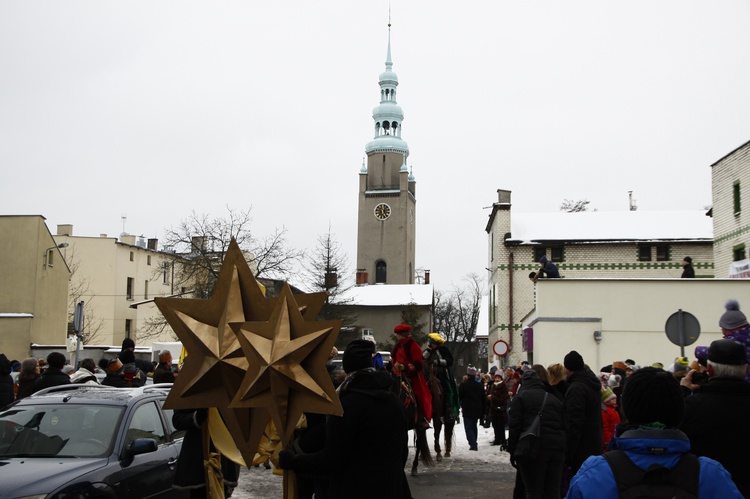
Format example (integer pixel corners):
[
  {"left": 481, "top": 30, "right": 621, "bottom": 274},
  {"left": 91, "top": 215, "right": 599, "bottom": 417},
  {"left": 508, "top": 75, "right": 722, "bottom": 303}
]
[{"left": 0, "top": 384, "right": 182, "bottom": 498}]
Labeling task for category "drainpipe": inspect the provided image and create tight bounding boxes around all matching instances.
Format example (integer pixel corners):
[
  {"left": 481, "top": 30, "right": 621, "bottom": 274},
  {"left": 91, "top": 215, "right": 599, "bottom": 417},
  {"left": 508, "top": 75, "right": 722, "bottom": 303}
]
[{"left": 508, "top": 252, "right": 514, "bottom": 355}]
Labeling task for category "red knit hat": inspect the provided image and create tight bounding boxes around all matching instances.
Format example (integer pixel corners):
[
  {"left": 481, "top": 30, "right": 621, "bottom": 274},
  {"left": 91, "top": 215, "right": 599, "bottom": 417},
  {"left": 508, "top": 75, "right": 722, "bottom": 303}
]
[{"left": 394, "top": 324, "right": 412, "bottom": 335}]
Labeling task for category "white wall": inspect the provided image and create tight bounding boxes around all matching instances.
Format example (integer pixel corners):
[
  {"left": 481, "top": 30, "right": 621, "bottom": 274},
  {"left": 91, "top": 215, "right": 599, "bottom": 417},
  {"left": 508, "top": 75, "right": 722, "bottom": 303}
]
[{"left": 523, "top": 278, "right": 750, "bottom": 370}]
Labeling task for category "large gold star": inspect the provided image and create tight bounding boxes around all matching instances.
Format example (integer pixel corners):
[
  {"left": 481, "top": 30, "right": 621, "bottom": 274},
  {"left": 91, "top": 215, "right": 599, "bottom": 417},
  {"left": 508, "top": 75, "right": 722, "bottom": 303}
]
[
  {"left": 231, "top": 284, "right": 343, "bottom": 446},
  {"left": 154, "top": 239, "right": 277, "bottom": 465}
]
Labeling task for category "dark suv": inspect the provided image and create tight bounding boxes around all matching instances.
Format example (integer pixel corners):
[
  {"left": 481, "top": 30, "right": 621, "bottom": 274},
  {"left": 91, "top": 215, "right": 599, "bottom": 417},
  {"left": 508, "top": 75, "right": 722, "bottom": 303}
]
[{"left": 0, "top": 384, "right": 183, "bottom": 498}]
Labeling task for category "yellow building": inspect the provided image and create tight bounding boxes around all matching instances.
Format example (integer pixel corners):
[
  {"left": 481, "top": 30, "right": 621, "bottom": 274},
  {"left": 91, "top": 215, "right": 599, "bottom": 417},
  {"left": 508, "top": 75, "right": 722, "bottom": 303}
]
[
  {"left": 0, "top": 216, "right": 70, "bottom": 361},
  {"left": 53, "top": 225, "right": 180, "bottom": 349}
]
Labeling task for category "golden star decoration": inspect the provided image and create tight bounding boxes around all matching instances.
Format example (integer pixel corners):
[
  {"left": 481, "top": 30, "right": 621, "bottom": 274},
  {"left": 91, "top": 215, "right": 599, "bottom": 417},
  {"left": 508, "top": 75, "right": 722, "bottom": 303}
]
[
  {"left": 155, "top": 240, "right": 276, "bottom": 464},
  {"left": 231, "top": 283, "right": 343, "bottom": 446},
  {"left": 155, "top": 239, "right": 341, "bottom": 469}
]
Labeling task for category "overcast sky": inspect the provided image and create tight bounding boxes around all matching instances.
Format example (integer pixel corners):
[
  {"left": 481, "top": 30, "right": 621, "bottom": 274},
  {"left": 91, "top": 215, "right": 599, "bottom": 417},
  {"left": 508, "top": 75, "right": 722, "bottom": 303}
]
[{"left": 2, "top": 1, "right": 750, "bottom": 290}]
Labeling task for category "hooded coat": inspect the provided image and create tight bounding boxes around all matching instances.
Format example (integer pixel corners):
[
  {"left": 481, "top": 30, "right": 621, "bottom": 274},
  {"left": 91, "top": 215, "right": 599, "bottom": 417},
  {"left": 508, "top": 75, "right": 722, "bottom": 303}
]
[
  {"left": 287, "top": 368, "right": 411, "bottom": 499},
  {"left": 564, "top": 367, "right": 603, "bottom": 471}
]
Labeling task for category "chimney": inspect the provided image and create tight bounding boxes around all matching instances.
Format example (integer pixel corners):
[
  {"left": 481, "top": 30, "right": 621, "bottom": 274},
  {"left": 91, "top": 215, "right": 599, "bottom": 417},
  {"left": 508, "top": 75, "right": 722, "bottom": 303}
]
[
  {"left": 424, "top": 270, "right": 430, "bottom": 285},
  {"left": 57, "top": 224, "right": 73, "bottom": 236},
  {"left": 147, "top": 238, "right": 158, "bottom": 250},
  {"left": 497, "top": 189, "right": 511, "bottom": 204}
]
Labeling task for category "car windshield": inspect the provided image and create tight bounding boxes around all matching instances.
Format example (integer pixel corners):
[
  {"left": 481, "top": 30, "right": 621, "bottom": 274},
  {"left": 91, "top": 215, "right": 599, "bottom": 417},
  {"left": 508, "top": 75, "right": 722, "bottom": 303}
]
[{"left": 0, "top": 405, "right": 123, "bottom": 458}]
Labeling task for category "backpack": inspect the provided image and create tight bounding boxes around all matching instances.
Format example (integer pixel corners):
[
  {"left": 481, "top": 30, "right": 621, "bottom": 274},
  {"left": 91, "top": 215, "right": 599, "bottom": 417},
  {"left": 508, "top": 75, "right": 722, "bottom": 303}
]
[{"left": 604, "top": 450, "right": 699, "bottom": 499}]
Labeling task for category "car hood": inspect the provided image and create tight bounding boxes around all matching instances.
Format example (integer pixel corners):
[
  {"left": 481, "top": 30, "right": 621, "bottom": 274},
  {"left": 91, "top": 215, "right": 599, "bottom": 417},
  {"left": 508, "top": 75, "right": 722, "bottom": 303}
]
[{"left": 0, "top": 456, "right": 109, "bottom": 498}]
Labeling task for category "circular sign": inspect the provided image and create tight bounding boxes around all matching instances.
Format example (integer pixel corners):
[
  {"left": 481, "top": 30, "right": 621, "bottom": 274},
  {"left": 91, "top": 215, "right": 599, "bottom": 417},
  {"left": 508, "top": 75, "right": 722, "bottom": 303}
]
[
  {"left": 493, "top": 340, "right": 509, "bottom": 357},
  {"left": 665, "top": 309, "right": 701, "bottom": 347}
]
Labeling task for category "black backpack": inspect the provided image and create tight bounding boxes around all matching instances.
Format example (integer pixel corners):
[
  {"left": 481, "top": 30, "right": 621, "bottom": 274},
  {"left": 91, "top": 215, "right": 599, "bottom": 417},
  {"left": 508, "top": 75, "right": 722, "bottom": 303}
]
[{"left": 604, "top": 450, "right": 699, "bottom": 499}]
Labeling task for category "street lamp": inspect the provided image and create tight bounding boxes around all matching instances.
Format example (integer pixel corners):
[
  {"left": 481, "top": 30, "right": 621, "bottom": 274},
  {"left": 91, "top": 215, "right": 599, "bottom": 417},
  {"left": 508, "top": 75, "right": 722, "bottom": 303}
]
[{"left": 43, "top": 242, "right": 69, "bottom": 269}]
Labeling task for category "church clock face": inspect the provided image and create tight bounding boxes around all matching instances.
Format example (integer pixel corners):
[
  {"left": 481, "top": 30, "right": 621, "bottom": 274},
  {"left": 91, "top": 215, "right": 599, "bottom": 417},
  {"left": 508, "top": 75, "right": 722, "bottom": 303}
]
[{"left": 374, "top": 203, "right": 391, "bottom": 221}]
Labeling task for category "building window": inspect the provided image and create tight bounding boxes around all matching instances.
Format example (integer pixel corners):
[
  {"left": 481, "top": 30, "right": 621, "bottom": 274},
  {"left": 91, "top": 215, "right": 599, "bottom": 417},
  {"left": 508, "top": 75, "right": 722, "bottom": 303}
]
[
  {"left": 734, "top": 181, "right": 741, "bottom": 215},
  {"left": 550, "top": 246, "right": 564, "bottom": 262},
  {"left": 734, "top": 244, "right": 747, "bottom": 262},
  {"left": 144, "top": 280, "right": 149, "bottom": 300},
  {"left": 533, "top": 246, "right": 546, "bottom": 262},
  {"left": 130, "top": 251, "right": 134, "bottom": 262},
  {"left": 162, "top": 262, "right": 170, "bottom": 284},
  {"left": 125, "top": 319, "right": 132, "bottom": 338},
  {"left": 47, "top": 250, "right": 54, "bottom": 267},
  {"left": 375, "top": 260, "right": 387, "bottom": 283},
  {"left": 126, "top": 277, "right": 134, "bottom": 300},
  {"left": 655, "top": 244, "right": 670, "bottom": 261},
  {"left": 147, "top": 255, "right": 151, "bottom": 266},
  {"left": 638, "top": 244, "right": 651, "bottom": 261}
]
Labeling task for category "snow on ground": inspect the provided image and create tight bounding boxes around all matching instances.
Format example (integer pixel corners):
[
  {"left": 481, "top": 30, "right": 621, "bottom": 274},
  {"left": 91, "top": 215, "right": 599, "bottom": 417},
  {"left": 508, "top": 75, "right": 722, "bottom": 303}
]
[{"left": 232, "top": 420, "right": 512, "bottom": 498}]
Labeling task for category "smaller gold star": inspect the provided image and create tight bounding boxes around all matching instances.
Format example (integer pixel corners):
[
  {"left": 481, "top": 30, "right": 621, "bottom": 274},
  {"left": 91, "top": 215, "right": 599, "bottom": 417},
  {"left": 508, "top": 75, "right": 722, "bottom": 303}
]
[{"left": 231, "top": 285, "right": 342, "bottom": 445}]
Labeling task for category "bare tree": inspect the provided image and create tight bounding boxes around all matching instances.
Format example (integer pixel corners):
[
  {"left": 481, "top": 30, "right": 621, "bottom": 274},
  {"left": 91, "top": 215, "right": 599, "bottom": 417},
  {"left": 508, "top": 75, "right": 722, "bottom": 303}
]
[
  {"left": 433, "top": 273, "right": 485, "bottom": 374},
  {"left": 301, "top": 225, "right": 357, "bottom": 326},
  {"left": 138, "top": 207, "right": 301, "bottom": 340},
  {"left": 560, "top": 199, "right": 596, "bottom": 212},
  {"left": 65, "top": 248, "right": 105, "bottom": 345},
  {"left": 161, "top": 207, "right": 301, "bottom": 298}
]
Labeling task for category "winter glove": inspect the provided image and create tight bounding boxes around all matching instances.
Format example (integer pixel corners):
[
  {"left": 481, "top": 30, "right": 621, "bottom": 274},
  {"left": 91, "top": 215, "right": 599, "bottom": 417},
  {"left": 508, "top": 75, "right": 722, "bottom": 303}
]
[{"left": 278, "top": 450, "right": 296, "bottom": 470}]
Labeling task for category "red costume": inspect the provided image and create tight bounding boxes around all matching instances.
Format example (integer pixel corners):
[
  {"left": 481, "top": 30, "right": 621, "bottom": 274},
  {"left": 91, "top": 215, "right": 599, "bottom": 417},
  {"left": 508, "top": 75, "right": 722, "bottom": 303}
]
[{"left": 391, "top": 326, "right": 432, "bottom": 422}]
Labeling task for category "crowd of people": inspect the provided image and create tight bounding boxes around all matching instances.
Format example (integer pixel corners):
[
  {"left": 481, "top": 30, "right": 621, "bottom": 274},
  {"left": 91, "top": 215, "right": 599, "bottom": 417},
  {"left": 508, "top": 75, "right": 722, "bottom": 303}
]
[
  {"left": 0, "top": 337, "right": 178, "bottom": 406},
  {"left": 3, "top": 296, "right": 750, "bottom": 498}
]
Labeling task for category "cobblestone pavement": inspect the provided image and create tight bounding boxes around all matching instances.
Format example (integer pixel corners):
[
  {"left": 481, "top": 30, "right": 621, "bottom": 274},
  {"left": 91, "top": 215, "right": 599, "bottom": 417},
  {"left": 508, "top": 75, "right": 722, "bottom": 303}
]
[{"left": 232, "top": 422, "right": 516, "bottom": 498}]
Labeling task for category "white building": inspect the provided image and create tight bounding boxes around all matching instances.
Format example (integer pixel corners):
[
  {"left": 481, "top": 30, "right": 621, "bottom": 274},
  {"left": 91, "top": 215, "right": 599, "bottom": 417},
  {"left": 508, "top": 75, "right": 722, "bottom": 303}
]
[
  {"left": 711, "top": 139, "right": 750, "bottom": 277},
  {"left": 485, "top": 189, "right": 714, "bottom": 367}
]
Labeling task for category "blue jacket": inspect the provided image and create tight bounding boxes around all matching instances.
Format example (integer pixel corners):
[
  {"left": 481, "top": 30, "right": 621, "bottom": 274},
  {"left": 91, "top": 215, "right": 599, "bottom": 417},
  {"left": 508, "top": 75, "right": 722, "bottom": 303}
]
[{"left": 566, "top": 427, "right": 742, "bottom": 498}]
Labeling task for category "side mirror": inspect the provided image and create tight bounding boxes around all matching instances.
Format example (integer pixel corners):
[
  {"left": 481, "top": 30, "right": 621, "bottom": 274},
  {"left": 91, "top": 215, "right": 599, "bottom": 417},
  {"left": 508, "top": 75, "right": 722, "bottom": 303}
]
[{"left": 125, "top": 438, "right": 158, "bottom": 459}]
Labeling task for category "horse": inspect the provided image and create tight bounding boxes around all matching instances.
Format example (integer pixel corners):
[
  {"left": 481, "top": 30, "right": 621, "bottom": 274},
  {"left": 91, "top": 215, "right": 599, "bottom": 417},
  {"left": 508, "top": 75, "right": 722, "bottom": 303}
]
[
  {"left": 392, "top": 372, "right": 434, "bottom": 476},
  {"left": 428, "top": 365, "right": 456, "bottom": 462}
]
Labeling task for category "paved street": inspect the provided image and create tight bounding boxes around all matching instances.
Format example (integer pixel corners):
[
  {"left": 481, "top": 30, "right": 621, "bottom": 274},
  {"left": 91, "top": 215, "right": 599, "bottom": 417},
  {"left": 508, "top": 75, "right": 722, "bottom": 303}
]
[{"left": 232, "top": 423, "right": 517, "bottom": 498}]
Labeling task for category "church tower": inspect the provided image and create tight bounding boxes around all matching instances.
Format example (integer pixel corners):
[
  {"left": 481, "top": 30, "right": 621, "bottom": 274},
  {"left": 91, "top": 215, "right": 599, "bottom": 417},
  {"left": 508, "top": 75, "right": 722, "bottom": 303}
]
[{"left": 356, "top": 23, "right": 416, "bottom": 285}]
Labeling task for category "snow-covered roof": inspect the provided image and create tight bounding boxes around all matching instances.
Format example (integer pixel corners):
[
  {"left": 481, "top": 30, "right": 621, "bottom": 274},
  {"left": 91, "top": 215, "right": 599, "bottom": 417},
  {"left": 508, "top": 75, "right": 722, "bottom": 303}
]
[
  {"left": 508, "top": 211, "right": 712, "bottom": 243},
  {"left": 341, "top": 284, "right": 434, "bottom": 307}
]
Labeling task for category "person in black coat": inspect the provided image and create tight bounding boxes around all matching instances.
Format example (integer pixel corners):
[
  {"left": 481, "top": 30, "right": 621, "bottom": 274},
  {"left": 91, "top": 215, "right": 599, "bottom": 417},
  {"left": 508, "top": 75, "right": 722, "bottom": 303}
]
[
  {"left": 279, "top": 339, "right": 411, "bottom": 499},
  {"left": 32, "top": 352, "right": 71, "bottom": 394},
  {"left": 562, "top": 351, "right": 603, "bottom": 474},
  {"left": 16, "top": 357, "right": 40, "bottom": 401},
  {"left": 152, "top": 350, "right": 176, "bottom": 384},
  {"left": 679, "top": 339, "right": 750, "bottom": 497},
  {"left": 0, "top": 354, "right": 14, "bottom": 408},
  {"left": 508, "top": 370, "right": 566, "bottom": 499},
  {"left": 458, "top": 366, "right": 487, "bottom": 451}
]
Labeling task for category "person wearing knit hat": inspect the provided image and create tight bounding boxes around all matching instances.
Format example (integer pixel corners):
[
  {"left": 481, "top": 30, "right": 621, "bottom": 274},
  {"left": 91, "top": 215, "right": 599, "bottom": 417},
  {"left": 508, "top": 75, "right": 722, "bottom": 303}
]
[
  {"left": 118, "top": 337, "right": 155, "bottom": 374},
  {"left": 101, "top": 358, "right": 127, "bottom": 387},
  {"left": 391, "top": 324, "right": 432, "bottom": 429},
  {"left": 422, "top": 332, "right": 460, "bottom": 458},
  {"left": 564, "top": 350, "right": 584, "bottom": 372},
  {"left": 279, "top": 337, "right": 412, "bottom": 498},
  {"left": 569, "top": 367, "right": 743, "bottom": 498},
  {"left": 562, "top": 350, "right": 603, "bottom": 474},
  {"left": 32, "top": 352, "right": 71, "bottom": 394},
  {"left": 153, "top": 350, "right": 176, "bottom": 384},
  {"left": 679, "top": 339, "right": 750, "bottom": 497},
  {"left": 458, "top": 361, "right": 487, "bottom": 451},
  {"left": 718, "top": 299, "right": 750, "bottom": 382},
  {"left": 601, "top": 386, "right": 620, "bottom": 451},
  {"left": 120, "top": 350, "right": 145, "bottom": 387}
]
